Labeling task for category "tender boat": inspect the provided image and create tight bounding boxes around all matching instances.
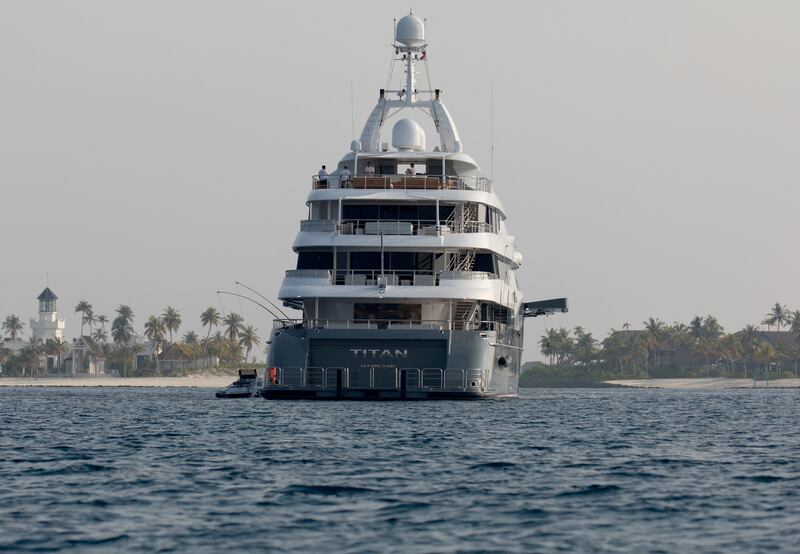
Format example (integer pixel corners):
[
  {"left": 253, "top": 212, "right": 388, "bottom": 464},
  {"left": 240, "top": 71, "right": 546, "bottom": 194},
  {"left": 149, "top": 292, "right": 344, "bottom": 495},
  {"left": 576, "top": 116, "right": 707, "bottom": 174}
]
[{"left": 216, "top": 369, "right": 262, "bottom": 398}]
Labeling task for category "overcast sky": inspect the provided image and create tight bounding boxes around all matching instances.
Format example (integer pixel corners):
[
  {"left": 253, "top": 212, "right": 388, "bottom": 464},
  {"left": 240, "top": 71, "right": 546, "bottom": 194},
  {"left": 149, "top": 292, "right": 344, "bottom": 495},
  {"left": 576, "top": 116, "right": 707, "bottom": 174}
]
[{"left": 1, "top": 1, "right": 798, "bottom": 360}]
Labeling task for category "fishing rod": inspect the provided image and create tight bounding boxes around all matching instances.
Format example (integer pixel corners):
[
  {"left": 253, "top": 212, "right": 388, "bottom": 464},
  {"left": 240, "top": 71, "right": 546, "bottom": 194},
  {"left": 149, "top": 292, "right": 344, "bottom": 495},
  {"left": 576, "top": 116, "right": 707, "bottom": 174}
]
[{"left": 234, "top": 281, "right": 291, "bottom": 319}]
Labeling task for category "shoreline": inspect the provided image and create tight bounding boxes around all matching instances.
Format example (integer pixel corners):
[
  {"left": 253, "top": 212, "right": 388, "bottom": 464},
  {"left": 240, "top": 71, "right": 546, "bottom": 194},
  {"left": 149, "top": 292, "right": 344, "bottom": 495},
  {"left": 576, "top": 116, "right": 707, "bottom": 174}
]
[
  {"left": 0, "top": 375, "right": 234, "bottom": 388},
  {"left": 605, "top": 378, "right": 800, "bottom": 389}
]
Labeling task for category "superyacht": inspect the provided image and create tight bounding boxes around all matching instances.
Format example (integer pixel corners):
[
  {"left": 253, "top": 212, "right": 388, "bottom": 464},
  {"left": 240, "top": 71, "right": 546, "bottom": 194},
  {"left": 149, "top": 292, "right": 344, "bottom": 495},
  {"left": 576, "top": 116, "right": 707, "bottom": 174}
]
[{"left": 261, "top": 13, "right": 566, "bottom": 400}]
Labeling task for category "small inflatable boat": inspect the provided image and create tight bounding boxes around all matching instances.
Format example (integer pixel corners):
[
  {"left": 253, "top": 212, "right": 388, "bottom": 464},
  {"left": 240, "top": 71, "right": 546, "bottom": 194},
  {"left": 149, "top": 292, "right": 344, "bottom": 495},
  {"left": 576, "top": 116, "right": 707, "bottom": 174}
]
[{"left": 215, "top": 369, "right": 262, "bottom": 398}]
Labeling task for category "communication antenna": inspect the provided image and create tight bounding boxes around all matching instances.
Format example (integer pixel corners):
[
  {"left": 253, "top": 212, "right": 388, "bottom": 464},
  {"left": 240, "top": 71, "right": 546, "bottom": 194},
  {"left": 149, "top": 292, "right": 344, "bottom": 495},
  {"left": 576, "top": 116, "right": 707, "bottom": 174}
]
[
  {"left": 490, "top": 81, "right": 495, "bottom": 181},
  {"left": 350, "top": 81, "right": 355, "bottom": 139}
]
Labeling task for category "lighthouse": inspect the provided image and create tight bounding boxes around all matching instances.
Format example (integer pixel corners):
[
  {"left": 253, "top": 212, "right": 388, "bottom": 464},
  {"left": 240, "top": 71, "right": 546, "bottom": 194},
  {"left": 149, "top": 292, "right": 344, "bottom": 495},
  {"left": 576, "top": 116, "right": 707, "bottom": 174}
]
[{"left": 30, "top": 287, "right": 66, "bottom": 342}]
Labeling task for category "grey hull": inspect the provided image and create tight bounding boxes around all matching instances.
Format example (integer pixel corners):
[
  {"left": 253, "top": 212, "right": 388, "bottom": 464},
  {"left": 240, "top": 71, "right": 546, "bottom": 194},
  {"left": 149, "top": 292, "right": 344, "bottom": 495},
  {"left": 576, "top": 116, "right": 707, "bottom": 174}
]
[{"left": 261, "top": 324, "right": 522, "bottom": 400}]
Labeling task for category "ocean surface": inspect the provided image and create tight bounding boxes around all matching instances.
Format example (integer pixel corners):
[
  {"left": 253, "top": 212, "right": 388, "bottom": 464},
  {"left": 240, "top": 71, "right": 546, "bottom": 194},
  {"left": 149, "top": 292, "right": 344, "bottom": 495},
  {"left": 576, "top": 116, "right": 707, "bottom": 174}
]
[{"left": 1, "top": 387, "right": 799, "bottom": 553}]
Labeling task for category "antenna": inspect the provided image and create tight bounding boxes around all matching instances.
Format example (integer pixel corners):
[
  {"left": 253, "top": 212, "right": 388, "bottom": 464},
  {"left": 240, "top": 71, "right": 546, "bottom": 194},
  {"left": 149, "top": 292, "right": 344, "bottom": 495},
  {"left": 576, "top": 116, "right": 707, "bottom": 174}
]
[
  {"left": 350, "top": 81, "right": 355, "bottom": 140},
  {"left": 490, "top": 81, "right": 495, "bottom": 181}
]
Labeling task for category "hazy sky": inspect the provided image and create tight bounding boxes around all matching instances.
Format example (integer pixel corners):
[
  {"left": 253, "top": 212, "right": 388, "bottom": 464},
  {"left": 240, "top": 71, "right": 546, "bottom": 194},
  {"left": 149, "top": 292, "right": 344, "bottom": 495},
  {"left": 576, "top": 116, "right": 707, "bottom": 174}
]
[{"left": 1, "top": 1, "right": 799, "bottom": 360}]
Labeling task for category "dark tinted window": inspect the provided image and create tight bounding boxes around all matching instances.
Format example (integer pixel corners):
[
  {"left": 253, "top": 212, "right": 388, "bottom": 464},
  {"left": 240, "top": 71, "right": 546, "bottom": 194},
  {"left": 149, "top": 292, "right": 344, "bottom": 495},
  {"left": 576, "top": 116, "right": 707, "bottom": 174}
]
[
  {"left": 379, "top": 205, "right": 399, "bottom": 220},
  {"left": 297, "top": 252, "right": 333, "bottom": 270},
  {"left": 473, "top": 253, "right": 495, "bottom": 273},
  {"left": 398, "top": 205, "right": 418, "bottom": 220},
  {"left": 350, "top": 252, "right": 381, "bottom": 269},
  {"left": 342, "top": 205, "right": 359, "bottom": 220},
  {"left": 418, "top": 205, "right": 436, "bottom": 221}
]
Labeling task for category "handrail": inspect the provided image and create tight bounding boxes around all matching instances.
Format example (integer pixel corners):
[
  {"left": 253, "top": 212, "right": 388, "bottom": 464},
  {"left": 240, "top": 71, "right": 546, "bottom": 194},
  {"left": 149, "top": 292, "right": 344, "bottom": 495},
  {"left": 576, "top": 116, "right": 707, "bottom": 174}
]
[
  {"left": 285, "top": 268, "right": 498, "bottom": 286},
  {"left": 272, "top": 318, "right": 508, "bottom": 332},
  {"left": 311, "top": 174, "right": 492, "bottom": 193},
  {"left": 267, "top": 366, "right": 488, "bottom": 392}
]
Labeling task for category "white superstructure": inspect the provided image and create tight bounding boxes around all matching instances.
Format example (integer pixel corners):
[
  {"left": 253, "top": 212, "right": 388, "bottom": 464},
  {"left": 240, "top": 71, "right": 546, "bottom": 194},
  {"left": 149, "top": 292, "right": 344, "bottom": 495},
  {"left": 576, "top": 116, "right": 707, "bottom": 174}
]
[{"left": 263, "top": 13, "right": 565, "bottom": 400}]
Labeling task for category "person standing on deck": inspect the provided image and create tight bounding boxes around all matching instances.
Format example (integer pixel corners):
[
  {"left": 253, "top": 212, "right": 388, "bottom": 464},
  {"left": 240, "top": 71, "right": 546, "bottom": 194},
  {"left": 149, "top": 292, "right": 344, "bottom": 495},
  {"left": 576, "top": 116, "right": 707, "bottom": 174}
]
[
  {"left": 339, "top": 165, "right": 351, "bottom": 187},
  {"left": 318, "top": 165, "right": 329, "bottom": 187}
]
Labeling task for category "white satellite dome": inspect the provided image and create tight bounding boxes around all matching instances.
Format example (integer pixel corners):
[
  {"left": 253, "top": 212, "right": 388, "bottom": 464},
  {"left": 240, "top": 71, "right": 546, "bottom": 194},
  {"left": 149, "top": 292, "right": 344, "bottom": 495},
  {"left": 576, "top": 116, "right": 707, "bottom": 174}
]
[
  {"left": 392, "top": 118, "right": 426, "bottom": 151},
  {"left": 395, "top": 14, "right": 425, "bottom": 49}
]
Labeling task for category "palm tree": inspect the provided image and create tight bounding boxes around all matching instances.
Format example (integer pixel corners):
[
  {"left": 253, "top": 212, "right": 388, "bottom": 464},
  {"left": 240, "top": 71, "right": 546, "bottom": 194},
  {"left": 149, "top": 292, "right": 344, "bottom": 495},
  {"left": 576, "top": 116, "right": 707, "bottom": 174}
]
[
  {"left": 144, "top": 315, "right": 166, "bottom": 376},
  {"left": 111, "top": 305, "right": 135, "bottom": 346},
  {"left": 96, "top": 314, "right": 109, "bottom": 331},
  {"left": 0, "top": 343, "right": 11, "bottom": 372},
  {"left": 21, "top": 338, "right": 44, "bottom": 377},
  {"left": 74, "top": 300, "right": 92, "bottom": 336},
  {"left": 789, "top": 310, "right": 800, "bottom": 333},
  {"left": 200, "top": 306, "right": 221, "bottom": 345},
  {"left": 84, "top": 307, "right": 96, "bottom": 335},
  {"left": 763, "top": 303, "right": 790, "bottom": 332},
  {"left": 622, "top": 322, "right": 631, "bottom": 331},
  {"left": 238, "top": 325, "right": 261, "bottom": 364},
  {"left": 46, "top": 337, "right": 69, "bottom": 373},
  {"left": 183, "top": 331, "right": 198, "bottom": 344},
  {"left": 643, "top": 317, "right": 665, "bottom": 366},
  {"left": 160, "top": 306, "right": 182, "bottom": 344},
  {"left": 223, "top": 313, "right": 244, "bottom": 342},
  {"left": 92, "top": 327, "right": 108, "bottom": 344},
  {"left": 2, "top": 315, "right": 24, "bottom": 340},
  {"left": 573, "top": 326, "right": 597, "bottom": 366}
]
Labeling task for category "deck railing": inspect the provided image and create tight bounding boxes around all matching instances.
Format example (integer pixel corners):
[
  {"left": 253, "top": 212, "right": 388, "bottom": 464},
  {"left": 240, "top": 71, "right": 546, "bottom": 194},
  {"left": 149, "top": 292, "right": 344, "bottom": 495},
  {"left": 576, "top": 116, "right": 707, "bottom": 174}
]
[
  {"left": 300, "top": 219, "right": 493, "bottom": 236},
  {"left": 270, "top": 366, "right": 487, "bottom": 392},
  {"left": 284, "top": 269, "right": 495, "bottom": 286},
  {"left": 312, "top": 174, "right": 492, "bottom": 193},
  {"left": 272, "top": 318, "right": 507, "bottom": 332}
]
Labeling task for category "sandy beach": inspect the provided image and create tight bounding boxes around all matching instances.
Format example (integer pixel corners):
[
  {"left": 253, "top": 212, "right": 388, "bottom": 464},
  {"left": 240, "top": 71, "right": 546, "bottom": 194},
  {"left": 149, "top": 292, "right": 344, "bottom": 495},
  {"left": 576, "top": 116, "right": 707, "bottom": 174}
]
[
  {"left": 606, "top": 378, "right": 800, "bottom": 389},
  {"left": 0, "top": 375, "right": 234, "bottom": 388}
]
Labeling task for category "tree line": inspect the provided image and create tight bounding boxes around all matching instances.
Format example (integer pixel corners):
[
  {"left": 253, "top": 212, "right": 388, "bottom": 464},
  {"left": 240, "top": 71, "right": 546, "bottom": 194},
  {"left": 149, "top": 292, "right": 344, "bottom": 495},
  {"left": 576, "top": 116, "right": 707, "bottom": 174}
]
[
  {"left": 1, "top": 303, "right": 262, "bottom": 377},
  {"left": 537, "top": 303, "right": 800, "bottom": 379}
]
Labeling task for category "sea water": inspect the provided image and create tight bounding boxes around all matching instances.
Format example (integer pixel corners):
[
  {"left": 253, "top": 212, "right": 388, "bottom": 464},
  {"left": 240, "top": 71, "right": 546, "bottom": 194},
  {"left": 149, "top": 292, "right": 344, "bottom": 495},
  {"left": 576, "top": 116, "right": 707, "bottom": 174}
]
[{"left": 1, "top": 387, "right": 798, "bottom": 552}]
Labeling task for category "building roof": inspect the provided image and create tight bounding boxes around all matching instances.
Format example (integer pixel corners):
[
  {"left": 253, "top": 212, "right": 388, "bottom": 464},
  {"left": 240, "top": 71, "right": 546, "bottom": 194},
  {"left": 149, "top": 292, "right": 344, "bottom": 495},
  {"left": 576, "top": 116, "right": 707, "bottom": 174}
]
[{"left": 37, "top": 287, "right": 58, "bottom": 301}]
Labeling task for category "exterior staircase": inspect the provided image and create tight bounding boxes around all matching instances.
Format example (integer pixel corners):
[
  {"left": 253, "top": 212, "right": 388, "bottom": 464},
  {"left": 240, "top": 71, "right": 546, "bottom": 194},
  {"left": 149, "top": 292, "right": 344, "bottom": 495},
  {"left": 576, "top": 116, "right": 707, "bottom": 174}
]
[{"left": 453, "top": 300, "right": 478, "bottom": 330}]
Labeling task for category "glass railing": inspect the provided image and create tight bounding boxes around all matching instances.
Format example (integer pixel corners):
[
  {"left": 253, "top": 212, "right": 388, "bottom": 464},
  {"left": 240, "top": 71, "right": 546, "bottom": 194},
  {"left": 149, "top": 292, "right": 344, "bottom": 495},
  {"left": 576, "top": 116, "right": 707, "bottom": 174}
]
[{"left": 311, "top": 174, "right": 492, "bottom": 193}]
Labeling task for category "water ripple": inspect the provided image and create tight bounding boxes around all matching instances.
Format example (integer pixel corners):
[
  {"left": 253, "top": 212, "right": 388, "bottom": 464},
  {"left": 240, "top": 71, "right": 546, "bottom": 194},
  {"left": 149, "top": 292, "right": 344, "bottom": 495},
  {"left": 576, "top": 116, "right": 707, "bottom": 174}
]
[{"left": 1, "top": 387, "right": 800, "bottom": 552}]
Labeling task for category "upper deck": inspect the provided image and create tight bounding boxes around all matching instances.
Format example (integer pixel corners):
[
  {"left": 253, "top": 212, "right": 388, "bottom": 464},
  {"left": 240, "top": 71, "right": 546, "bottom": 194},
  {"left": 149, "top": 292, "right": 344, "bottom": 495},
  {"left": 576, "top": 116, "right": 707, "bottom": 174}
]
[{"left": 311, "top": 174, "right": 491, "bottom": 193}]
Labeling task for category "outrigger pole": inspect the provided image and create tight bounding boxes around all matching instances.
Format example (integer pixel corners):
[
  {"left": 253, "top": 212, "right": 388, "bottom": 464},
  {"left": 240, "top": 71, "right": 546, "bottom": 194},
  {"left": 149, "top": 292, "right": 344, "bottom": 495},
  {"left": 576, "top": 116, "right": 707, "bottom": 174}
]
[
  {"left": 216, "top": 291, "right": 283, "bottom": 320},
  {"left": 234, "top": 281, "right": 291, "bottom": 319}
]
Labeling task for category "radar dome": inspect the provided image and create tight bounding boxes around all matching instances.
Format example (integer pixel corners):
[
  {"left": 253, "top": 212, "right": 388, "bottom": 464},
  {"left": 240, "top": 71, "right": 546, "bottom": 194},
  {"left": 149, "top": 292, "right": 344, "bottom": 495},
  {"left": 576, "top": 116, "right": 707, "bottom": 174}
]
[
  {"left": 395, "top": 14, "right": 425, "bottom": 48},
  {"left": 392, "top": 119, "right": 426, "bottom": 151}
]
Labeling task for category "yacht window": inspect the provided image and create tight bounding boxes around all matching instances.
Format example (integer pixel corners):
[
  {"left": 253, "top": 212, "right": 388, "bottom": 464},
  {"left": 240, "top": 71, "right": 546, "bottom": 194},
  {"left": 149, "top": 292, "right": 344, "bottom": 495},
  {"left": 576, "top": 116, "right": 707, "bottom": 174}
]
[
  {"left": 473, "top": 253, "right": 495, "bottom": 274},
  {"left": 297, "top": 252, "right": 333, "bottom": 270},
  {"left": 398, "top": 205, "right": 418, "bottom": 220},
  {"left": 345, "top": 252, "right": 439, "bottom": 271},
  {"left": 427, "top": 159, "right": 443, "bottom": 176},
  {"left": 355, "top": 303, "right": 422, "bottom": 321},
  {"left": 379, "top": 205, "right": 399, "bottom": 220},
  {"left": 418, "top": 205, "right": 436, "bottom": 221}
]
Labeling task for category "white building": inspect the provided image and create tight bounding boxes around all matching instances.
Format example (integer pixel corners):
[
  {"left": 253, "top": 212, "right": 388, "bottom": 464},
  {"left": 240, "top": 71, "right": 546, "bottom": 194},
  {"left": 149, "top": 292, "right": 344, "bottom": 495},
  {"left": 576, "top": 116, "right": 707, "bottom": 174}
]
[{"left": 30, "top": 287, "right": 65, "bottom": 342}]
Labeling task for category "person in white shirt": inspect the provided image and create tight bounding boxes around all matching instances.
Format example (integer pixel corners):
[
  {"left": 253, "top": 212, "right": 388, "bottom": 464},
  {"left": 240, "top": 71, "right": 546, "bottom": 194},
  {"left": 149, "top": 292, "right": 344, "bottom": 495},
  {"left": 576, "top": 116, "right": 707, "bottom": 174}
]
[
  {"left": 318, "top": 165, "right": 328, "bottom": 187},
  {"left": 364, "top": 161, "right": 375, "bottom": 176},
  {"left": 404, "top": 162, "right": 416, "bottom": 176},
  {"left": 339, "top": 165, "right": 351, "bottom": 187}
]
